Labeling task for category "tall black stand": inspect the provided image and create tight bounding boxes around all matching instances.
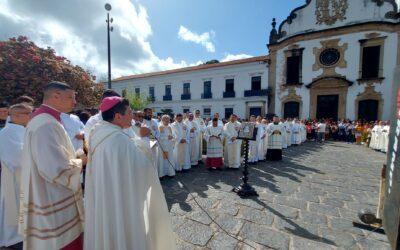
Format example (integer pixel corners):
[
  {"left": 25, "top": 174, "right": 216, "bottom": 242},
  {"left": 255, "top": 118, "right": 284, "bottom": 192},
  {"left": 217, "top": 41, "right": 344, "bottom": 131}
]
[{"left": 232, "top": 139, "right": 259, "bottom": 198}]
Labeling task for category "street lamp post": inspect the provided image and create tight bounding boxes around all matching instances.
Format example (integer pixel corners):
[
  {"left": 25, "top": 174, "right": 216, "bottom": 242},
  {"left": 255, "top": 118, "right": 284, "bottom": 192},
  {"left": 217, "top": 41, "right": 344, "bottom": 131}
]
[{"left": 105, "top": 3, "right": 113, "bottom": 89}]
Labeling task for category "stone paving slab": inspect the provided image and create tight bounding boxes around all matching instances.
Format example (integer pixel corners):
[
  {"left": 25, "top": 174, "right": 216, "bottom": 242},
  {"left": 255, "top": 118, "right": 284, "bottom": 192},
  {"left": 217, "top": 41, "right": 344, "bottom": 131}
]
[{"left": 161, "top": 141, "right": 391, "bottom": 249}]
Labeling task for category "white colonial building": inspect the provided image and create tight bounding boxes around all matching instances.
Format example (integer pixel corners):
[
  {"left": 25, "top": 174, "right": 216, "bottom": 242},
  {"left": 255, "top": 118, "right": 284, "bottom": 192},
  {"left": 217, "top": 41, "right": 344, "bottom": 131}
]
[
  {"left": 268, "top": 0, "right": 400, "bottom": 121},
  {"left": 109, "top": 0, "right": 400, "bottom": 121},
  {"left": 110, "top": 56, "right": 269, "bottom": 119}
]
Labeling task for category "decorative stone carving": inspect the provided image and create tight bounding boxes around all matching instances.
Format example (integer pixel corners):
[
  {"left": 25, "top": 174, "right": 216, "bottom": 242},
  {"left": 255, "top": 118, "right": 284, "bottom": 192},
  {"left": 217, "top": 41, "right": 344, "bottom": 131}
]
[
  {"left": 313, "top": 39, "right": 348, "bottom": 77},
  {"left": 315, "top": 0, "right": 348, "bottom": 25},
  {"left": 354, "top": 83, "right": 384, "bottom": 119},
  {"left": 281, "top": 86, "right": 303, "bottom": 118}
]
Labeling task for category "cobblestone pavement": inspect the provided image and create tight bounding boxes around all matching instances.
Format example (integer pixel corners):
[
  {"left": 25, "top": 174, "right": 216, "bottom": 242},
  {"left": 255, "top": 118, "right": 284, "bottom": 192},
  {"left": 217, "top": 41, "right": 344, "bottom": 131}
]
[{"left": 161, "top": 141, "right": 391, "bottom": 250}]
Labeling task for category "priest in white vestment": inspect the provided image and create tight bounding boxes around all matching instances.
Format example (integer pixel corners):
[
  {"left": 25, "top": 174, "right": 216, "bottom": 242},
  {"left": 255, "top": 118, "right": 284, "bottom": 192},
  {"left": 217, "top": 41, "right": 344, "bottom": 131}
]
[
  {"left": 171, "top": 114, "right": 191, "bottom": 171},
  {"left": 256, "top": 116, "right": 266, "bottom": 161},
  {"left": 143, "top": 108, "right": 163, "bottom": 174},
  {"left": 204, "top": 118, "right": 224, "bottom": 169},
  {"left": 280, "top": 120, "right": 288, "bottom": 149},
  {"left": 207, "top": 113, "right": 224, "bottom": 127},
  {"left": 158, "top": 115, "right": 176, "bottom": 178},
  {"left": 379, "top": 122, "right": 390, "bottom": 153},
  {"left": 184, "top": 113, "right": 200, "bottom": 166},
  {"left": 248, "top": 116, "right": 258, "bottom": 163},
  {"left": 372, "top": 122, "right": 383, "bottom": 150},
  {"left": 291, "top": 119, "right": 302, "bottom": 145},
  {"left": 61, "top": 113, "right": 84, "bottom": 151},
  {"left": 85, "top": 97, "right": 175, "bottom": 250},
  {"left": 266, "top": 116, "right": 284, "bottom": 161},
  {"left": 223, "top": 114, "right": 242, "bottom": 169},
  {"left": 193, "top": 110, "right": 206, "bottom": 162},
  {"left": 369, "top": 123, "right": 378, "bottom": 149},
  {"left": 0, "top": 104, "right": 32, "bottom": 249},
  {"left": 19, "top": 82, "right": 85, "bottom": 250},
  {"left": 262, "top": 119, "right": 269, "bottom": 156}
]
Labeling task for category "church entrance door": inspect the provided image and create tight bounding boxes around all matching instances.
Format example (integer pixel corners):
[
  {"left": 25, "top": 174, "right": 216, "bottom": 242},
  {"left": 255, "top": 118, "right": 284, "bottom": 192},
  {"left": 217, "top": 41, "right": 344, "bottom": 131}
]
[{"left": 316, "top": 95, "right": 338, "bottom": 120}]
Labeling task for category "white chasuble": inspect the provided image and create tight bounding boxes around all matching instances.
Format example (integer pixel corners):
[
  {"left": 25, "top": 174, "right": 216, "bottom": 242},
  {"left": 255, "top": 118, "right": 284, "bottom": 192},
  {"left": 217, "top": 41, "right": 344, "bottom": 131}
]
[
  {"left": 223, "top": 122, "right": 242, "bottom": 168},
  {"left": 256, "top": 123, "right": 266, "bottom": 161},
  {"left": 267, "top": 123, "right": 284, "bottom": 149},
  {"left": 291, "top": 122, "right": 302, "bottom": 145},
  {"left": 193, "top": 117, "right": 206, "bottom": 161},
  {"left": 85, "top": 121, "right": 175, "bottom": 250},
  {"left": 280, "top": 122, "right": 288, "bottom": 149},
  {"left": 158, "top": 125, "right": 176, "bottom": 177},
  {"left": 184, "top": 120, "right": 200, "bottom": 165},
  {"left": 171, "top": 122, "right": 190, "bottom": 170},
  {"left": 19, "top": 114, "right": 84, "bottom": 250},
  {"left": 0, "top": 123, "right": 25, "bottom": 247}
]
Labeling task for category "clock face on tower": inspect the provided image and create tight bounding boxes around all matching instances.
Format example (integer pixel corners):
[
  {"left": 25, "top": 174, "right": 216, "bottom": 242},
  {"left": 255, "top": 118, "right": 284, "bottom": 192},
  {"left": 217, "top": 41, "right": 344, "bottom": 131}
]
[{"left": 319, "top": 48, "right": 340, "bottom": 67}]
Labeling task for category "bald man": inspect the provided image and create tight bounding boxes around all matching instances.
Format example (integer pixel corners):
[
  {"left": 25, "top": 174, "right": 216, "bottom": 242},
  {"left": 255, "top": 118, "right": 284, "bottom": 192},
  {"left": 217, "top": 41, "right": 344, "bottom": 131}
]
[{"left": 19, "top": 81, "right": 85, "bottom": 250}]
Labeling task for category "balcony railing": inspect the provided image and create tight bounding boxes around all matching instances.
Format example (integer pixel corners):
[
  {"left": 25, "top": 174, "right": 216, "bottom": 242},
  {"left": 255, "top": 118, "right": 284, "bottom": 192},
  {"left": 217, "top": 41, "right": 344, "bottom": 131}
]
[
  {"left": 223, "top": 91, "right": 235, "bottom": 98},
  {"left": 201, "top": 92, "right": 212, "bottom": 99},
  {"left": 163, "top": 95, "right": 172, "bottom": 101},
  {"left": 244, "top": 89, "right": 268, "bottom": 97},
  {"left": 181, "top": 94, "right": 191, "bottom": 100}
]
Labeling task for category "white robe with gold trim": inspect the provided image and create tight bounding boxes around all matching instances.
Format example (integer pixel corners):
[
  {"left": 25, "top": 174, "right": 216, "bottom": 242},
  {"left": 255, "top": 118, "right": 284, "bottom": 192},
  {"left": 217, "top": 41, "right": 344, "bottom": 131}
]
[
  {"left": 19, "top": 114, "right": 84, "bottom": 250},
  {"left": 171, "top": 122, "right": 191, "bottom": 170},
  {"left": 85, "top": 121, "right": 175, "bottom": 250}
]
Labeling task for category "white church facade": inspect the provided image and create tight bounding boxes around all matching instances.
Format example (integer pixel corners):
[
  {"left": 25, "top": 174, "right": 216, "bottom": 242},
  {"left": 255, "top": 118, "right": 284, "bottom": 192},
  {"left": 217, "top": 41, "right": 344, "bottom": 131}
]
[{"left": 109, "top": 0, "right": 400, "bottom": 121}]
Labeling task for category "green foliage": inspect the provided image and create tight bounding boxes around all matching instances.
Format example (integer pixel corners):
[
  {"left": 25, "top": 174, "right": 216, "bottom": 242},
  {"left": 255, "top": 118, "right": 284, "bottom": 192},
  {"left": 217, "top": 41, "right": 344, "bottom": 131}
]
[
  {"left": 124, "top": 87, "right": 150, "bottom": 111},
  {"left": 204, "top": 59, "right": 220, "bottom": 65},
  {"left": 0, "top": 36, "right": 103, "bottom": 106},
  {"left": 160, "top": 108, "right": 174, "bottom": 116}
]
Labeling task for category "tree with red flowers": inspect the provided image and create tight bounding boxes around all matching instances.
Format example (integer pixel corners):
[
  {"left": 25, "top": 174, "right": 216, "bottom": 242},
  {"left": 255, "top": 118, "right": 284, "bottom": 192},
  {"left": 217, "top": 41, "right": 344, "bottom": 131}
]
[{"left": 0, "top": 36, "right": 103, "bottom": 107}]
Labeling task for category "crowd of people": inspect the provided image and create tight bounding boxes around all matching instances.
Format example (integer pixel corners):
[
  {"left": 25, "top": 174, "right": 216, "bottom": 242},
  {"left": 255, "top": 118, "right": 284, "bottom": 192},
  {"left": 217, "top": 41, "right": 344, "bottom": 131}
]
[
  {"left": 0, "top": 82, "right": 175, "bottom": 250},
  {"left": 302, "top": 119, "right": 390, "bottom": 153},
  {"left": 0, "top": 81, "right": 391, "bottom": 250}
]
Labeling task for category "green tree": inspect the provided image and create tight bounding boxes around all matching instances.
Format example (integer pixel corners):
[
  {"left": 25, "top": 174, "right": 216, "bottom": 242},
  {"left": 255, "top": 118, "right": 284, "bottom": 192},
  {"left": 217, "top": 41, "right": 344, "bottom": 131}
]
[
  {"left": 0, "top": 36, "right": 103, "bottom": 106},
  {"left": 204, "top": 59, "right": 219, "bottom": 65},
  {"left": 124, "top": 87, "right": 150, "bottom": 111}
]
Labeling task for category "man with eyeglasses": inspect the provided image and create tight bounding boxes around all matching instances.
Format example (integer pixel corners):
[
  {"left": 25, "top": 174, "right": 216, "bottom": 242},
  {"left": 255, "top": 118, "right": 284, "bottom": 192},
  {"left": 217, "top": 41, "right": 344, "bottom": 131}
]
[
  {"left": 0, "top": 103, "right": 32, "bottom": 250},
  {"left": 84, "top": 97, "right": 175, "bottom": 250}
]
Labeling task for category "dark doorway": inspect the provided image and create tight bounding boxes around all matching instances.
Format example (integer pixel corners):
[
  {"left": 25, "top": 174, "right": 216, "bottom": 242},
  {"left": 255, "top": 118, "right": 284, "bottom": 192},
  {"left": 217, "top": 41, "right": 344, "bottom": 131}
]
[
  {"left": 358, "top": 99, "right": 378, "bottom": 121},
  {"left": 284, "top": 101, "right": 300, "bottom": 118},
  {"left": 249, "top": 107, "right": 262, "bottom": 117},
  {"left": 316, "top": 95, "right": 338, "bottom": 120}
]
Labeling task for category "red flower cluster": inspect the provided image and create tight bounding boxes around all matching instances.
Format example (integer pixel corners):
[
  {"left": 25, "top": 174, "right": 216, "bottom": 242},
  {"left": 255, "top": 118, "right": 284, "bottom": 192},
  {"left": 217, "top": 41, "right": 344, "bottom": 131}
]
[{"left": 0, "top": 36, "right": 103, "bottom": 107}]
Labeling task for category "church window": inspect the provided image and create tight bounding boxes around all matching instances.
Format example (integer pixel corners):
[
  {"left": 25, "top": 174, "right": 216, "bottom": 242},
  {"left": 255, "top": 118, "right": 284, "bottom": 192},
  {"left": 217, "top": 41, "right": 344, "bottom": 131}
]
[
  {"left": 361, "top": 46, "right": 380, "bottom": 79},
  {"left": 319, "top": 48, "right": 340, "bottom": 66},
  {"left": 285, "top": 48, "right": 303, "bottom": 85}
]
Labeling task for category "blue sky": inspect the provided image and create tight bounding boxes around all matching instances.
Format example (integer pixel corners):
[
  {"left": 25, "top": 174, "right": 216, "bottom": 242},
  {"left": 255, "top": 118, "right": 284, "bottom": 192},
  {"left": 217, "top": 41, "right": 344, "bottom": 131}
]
[
  {"left": 145, "top": 0, "right": 305, "bottom": 63},
  {"left": 0, "top": 0, "right": 305, "bottom": 78}
]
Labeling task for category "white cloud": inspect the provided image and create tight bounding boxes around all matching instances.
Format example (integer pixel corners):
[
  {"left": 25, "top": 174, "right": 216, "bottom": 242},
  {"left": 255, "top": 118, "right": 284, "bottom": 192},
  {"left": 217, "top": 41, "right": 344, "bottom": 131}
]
[
  {"left": 178, "top": 26, "right": 215, "bottom": 53},
  {"left": 221, "top": 53, "right": 253, "bottom": 62},
  {"left": 0, "top": 0, "right": 189, "bottom": 79}
]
